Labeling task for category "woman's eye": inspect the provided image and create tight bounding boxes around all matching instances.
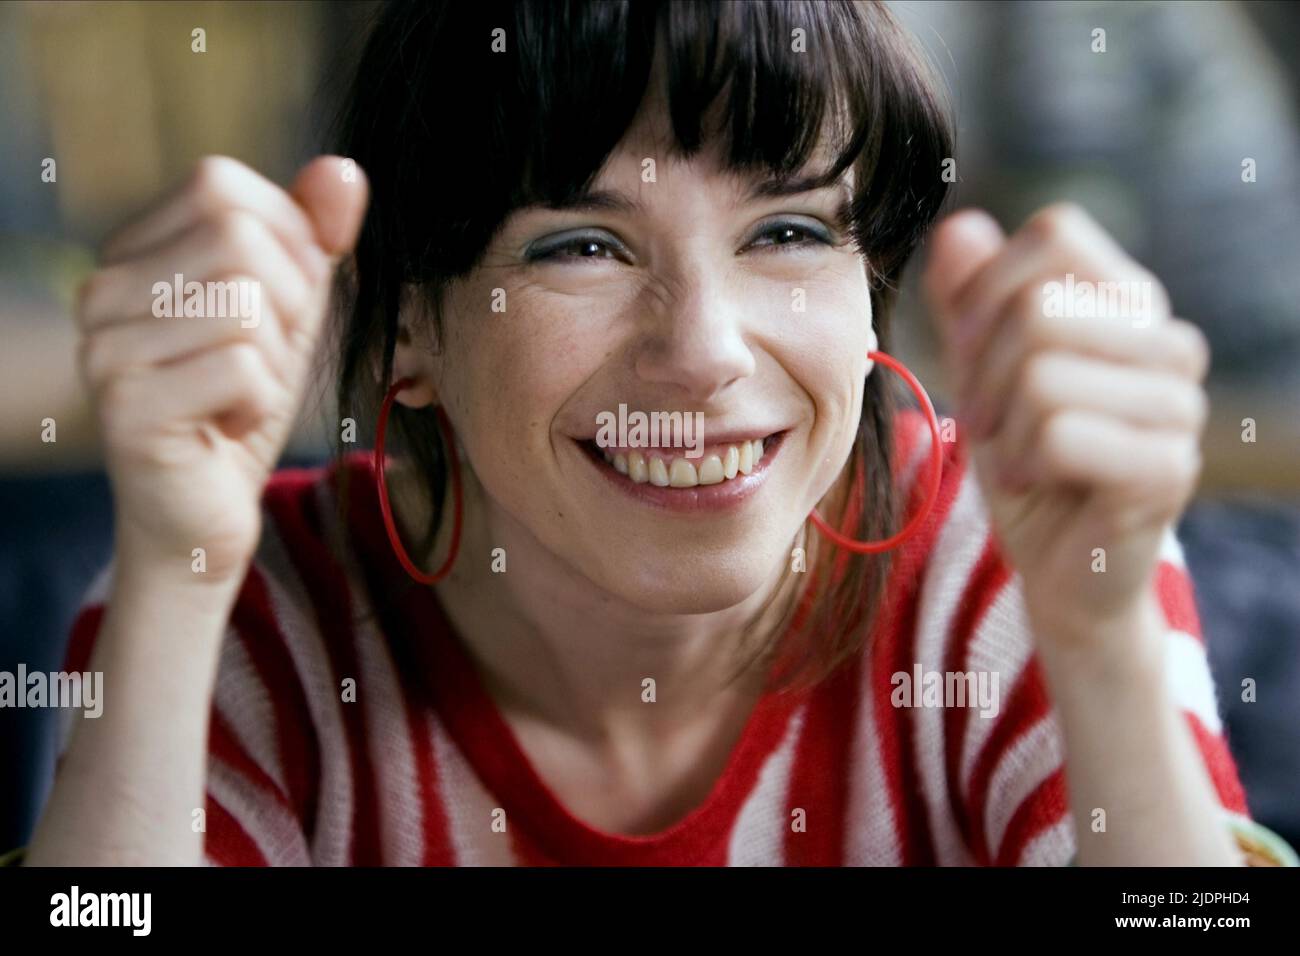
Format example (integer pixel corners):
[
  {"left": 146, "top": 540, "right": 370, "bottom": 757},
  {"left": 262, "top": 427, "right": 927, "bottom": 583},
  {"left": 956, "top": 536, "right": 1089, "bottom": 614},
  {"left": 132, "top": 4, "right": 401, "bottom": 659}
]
[
  {"left": 747, "top": 220, "right": 836, "bottom": 252},
  {"left": 526, "top": 233, "right": 625, "bottom": 263}
]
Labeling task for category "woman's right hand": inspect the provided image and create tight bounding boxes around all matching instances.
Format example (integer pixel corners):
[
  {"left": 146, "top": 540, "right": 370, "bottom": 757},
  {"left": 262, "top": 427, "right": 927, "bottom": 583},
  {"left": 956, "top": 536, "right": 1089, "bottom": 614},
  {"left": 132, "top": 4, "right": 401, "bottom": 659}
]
[{"left": 76, "top": 155, "right": 368, "bottom": 581}]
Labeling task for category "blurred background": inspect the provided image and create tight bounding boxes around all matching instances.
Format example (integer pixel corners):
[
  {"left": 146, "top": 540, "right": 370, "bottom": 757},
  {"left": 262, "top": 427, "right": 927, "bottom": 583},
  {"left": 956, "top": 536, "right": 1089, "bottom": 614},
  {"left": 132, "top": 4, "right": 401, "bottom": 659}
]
[{"left": 1, "top": 0, "right": 1297, "bottom": 854}]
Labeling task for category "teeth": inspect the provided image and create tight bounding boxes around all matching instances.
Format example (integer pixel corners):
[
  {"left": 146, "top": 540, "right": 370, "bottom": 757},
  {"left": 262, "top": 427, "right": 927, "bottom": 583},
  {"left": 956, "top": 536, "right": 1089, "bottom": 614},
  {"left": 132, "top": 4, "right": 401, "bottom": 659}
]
[
  {"left": 648, "top": 457, "right": 670, "bottom": 487},
  {"left": 723, "top": 446, "right": 739, "bottom": 479},
  {"left": 697, "top": 455, "right": 724, "bottom": 485},
  {"left": 601, "top": 437, "right": 774, "bottom": 487},
  {"left": 668, "top": 459, "right": 698, "bottom": 487},
  {"left": 738, "top": 441, "right": 753, "bottom": 475}
]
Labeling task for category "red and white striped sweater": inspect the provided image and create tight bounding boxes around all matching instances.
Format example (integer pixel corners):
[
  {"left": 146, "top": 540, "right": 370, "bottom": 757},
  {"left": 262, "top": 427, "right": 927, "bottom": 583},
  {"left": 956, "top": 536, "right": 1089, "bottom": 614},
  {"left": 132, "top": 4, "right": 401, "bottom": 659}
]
[{"left": 60, "top": 412, "right": 1251, "bottom": 866}]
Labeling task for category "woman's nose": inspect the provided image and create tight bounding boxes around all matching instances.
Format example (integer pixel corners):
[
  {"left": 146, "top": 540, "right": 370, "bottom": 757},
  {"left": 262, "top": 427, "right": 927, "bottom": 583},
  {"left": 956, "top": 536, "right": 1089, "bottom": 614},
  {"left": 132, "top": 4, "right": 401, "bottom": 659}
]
[{"left": 633, "top": 268, "right": 756, "bottom": 403}]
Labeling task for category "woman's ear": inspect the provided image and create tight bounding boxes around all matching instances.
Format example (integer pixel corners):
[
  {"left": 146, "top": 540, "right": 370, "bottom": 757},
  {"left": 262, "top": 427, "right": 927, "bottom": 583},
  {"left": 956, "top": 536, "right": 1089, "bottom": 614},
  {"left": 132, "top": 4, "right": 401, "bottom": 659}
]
[
  {"left": 863, "top": 323, "right": 880, "bottom": 378},
  {"left": 375, "top": 284, "right": 439, "bottom": 408}
]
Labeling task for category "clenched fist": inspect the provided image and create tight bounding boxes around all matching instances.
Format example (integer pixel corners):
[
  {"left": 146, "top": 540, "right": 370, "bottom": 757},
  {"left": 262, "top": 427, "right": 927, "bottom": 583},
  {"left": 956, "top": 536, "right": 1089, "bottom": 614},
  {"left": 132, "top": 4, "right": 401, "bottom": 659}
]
[
  {"left": 924, "top": 204, "right": 1211, "bottom": 642},
  {"left": 76, "top": 156, "right": 369, "bottom": 580}
]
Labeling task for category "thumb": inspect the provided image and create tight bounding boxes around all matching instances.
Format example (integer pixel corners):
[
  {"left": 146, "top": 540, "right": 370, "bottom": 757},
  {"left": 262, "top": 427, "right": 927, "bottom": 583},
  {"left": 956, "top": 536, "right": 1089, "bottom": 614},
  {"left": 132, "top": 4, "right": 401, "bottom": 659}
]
[
  {"left": 289, "top": 155, "right": 370, "bottom": 259},
  {"left": 922, "top": 208, "right": 1006, "bottom": 333}
]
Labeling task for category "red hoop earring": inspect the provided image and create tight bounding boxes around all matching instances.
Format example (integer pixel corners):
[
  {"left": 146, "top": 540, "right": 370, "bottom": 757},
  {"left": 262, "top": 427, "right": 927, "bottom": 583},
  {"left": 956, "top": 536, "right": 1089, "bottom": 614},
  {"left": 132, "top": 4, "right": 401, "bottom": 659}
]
[
  {"left": 374, "top": 377, "right": 464, "bottom": 584},
  {"left": 808, "top": 350, "right": 943, "bottom": 554}
]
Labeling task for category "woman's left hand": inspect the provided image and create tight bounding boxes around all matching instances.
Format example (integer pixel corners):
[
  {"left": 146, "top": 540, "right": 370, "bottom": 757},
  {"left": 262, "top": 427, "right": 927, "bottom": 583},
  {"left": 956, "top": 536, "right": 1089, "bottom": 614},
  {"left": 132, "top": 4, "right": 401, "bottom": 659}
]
[{"left": 922, "top": 204, "right": 1211, "bottom": 646}]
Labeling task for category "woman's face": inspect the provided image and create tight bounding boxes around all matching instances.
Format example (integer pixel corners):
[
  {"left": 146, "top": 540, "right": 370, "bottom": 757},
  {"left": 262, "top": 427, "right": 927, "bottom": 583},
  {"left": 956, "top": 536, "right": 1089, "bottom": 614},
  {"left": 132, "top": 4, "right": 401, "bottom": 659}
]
[{"left": 411, "top": 102, "right": 875, "bottom": 614}]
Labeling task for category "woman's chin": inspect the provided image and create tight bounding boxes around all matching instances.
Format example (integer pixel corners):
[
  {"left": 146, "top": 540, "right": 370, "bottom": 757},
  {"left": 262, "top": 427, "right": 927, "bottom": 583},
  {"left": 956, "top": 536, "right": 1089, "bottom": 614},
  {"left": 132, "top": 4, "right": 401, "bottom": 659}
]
[{"left": 580, "top": 548, "right": 788, "bottom": 617}]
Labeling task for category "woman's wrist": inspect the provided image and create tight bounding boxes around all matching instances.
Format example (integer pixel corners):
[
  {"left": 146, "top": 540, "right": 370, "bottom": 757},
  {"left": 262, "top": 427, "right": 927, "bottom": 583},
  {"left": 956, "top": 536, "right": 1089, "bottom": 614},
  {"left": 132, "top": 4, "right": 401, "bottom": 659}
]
[
  {"left": 113, "top": 529, "right": 254, "bottom": 598},
  {"left": 1026, "top": 590, "right": 1167, "bottom": 697},
  {"left": 103, "top": 545, "right": 248, "bottom": 672}
]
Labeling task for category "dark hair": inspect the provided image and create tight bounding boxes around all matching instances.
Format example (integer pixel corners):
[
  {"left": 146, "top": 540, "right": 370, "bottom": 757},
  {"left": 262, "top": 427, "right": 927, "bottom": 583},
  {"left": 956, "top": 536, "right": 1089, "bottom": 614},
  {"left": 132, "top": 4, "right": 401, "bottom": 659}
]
[{"left": 331, "top": 0, "right": 953, "bottom": 690}]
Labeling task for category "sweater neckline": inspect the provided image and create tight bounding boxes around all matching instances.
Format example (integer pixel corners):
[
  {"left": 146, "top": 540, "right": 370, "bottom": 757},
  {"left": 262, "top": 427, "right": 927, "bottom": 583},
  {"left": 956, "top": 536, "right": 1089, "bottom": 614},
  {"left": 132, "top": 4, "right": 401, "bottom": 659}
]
[{"left": 337, "top": 452, "right": 808, "bottom": 865}]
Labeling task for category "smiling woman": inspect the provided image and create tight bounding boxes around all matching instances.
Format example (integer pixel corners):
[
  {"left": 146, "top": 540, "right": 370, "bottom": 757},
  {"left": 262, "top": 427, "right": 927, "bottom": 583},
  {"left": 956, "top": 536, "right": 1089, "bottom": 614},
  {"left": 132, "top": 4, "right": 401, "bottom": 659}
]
[
  {"left": 20, "top": 0, "right": 1297, "bottom": 869},
  {"left": 333, "top": 0, "right": 951, "bottom": 676}
]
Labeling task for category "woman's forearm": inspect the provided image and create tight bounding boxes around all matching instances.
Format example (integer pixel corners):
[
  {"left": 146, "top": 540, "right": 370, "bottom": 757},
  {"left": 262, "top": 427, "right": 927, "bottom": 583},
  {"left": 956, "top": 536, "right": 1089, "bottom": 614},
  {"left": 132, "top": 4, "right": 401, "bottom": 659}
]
[
  {"left": 1033, "top": 596, "right": 1240, "bottom": 867},
  {"left": 35, "top": 151, "right": 362, "bottom": 866},
  {"left": 24, "top": 554, "right": 242, "bottom": 866}
]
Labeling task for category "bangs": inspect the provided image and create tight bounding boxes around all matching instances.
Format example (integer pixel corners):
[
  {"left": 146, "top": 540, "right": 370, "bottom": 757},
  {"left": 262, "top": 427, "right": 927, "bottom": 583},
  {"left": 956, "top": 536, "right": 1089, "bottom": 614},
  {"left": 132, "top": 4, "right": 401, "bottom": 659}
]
[
  {"left": 508, "top": 1, "right": 859, "bottom": 202},
  {"left": 339, "top": 0, "right": 953, "bottom": 289}
]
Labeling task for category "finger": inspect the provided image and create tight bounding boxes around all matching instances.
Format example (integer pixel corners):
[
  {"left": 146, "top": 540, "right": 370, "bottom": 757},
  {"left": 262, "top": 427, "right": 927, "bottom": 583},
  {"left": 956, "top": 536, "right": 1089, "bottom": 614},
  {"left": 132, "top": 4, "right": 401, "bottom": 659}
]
[
  {"left": 950, "top": 204, "right": 1162, "bottom": 397},
  {"left": 79, "top": 211, "right": 315, "bottom": 332},
  {"left": 114, "top": 342, "right": 290, "bottom": 438},
  {"left": 964, "top": 312, "right": 1210, "bottom": 441},
  {"left": 1014, "top": 409, "right": 1201, "bottom": 507},
  {"left": 922, "top": 208, "right": 1006, "bottom": 337},
  {"left": 288, "top": 155, "right": 369, "bottom": 258},
  {"left": 101, "top": 156, "right": 329, "bottom": 284},
  {"left": 79, "top": 286, "right": 291, "bottom": 393},
  {"left": 957, "top": 260, "right": 1170, "bottom": 421},
  {"left": 991, "top": 353, "right": 1208, "bottom": 492},
  {"left": 952, "top": 204, "right": 1127, "bottom": 331}
]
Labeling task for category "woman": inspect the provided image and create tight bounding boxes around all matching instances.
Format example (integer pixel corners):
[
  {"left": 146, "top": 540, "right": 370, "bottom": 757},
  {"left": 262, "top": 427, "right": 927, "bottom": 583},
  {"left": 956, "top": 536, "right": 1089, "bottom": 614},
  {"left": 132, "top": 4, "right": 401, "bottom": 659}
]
[{"left": 19, "top": 0, "right": 1295, "bottom": 866}]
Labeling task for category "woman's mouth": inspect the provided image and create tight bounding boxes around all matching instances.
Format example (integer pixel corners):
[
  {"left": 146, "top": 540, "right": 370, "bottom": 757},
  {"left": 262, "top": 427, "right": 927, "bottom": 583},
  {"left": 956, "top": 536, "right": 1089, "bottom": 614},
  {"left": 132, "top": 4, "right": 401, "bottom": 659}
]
[{"left": 575, "top": 430, "right": 788, "bottom": 512}]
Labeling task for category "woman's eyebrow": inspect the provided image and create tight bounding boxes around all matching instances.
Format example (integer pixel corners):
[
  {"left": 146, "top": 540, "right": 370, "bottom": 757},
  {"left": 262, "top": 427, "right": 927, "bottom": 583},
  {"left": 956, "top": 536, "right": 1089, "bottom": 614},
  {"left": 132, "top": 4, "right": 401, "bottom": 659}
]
[
  {"left": 536, "top": 190, "right": 642, "bottom": 215},
  {"left": 746, "top": 172, "right": 850, "bottom": 202},
  {"left": 749, "top": 174, "right": 855, "bottom": 232}
]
